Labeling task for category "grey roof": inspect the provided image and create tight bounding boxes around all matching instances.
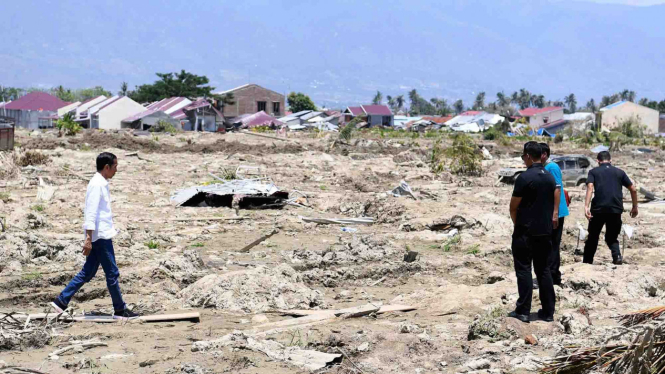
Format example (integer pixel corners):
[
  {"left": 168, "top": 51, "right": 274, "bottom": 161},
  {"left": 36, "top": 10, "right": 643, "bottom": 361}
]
[{"left": 300, "top": 111, "right": 323, "bottom": 121}]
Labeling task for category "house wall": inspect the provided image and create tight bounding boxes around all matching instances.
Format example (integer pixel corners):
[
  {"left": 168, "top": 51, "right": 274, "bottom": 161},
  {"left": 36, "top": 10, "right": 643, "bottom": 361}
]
[
  {"left": 601, "top": 102, "right": 659, "bottom": 134},
  {"left": 3, "top": 109, "right": 56, "bottom": 129},
  {"left": 97, "top": 97, "right": 146, "bottom": 130},
  {"left": 367, "top": 114, "right": 394, "bottom": 127},
  {"left": 221, "top": 85, "right": 285, "bottom": 118},
  {"left": 75, "top": 96, "right": 107, "bottom": 120},
  {"left": 58, "top": 102, "right": 81, "bottom": 117},
  {"left": 529, "top": 109, "right": 564, "bottom": 128}
]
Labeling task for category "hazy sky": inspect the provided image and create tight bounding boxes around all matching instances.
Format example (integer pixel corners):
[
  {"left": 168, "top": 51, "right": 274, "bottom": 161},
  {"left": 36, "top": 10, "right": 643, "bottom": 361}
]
[{"left": 583, "top": 0, "right": 665, "bottom": 4}]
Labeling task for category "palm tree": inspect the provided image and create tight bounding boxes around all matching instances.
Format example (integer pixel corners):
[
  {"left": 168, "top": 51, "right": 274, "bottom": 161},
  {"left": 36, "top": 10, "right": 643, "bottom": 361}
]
[
  {"left": 627, "top": 90, "right": 636, "bottom": 102},
  {"left": 532, "top": 95, "right": 545, "bottom": 109},
  {"left": 619, "top": 89, "right": 635, "bottom": 102},
  {"left": 119, "top": 82, "right": 128, "bottom": 96},
  {"left": 386, "top": 95, "right": 396, "bottom": 112},
  {"left": 430, "top": 98, "right": 450, "bottom": 116},
  {"left": 496, "top": 91, "right": 509, "bottom": 107},
  {"left": 395, "top": 95, "right": 405, "bottom": 112},
  {"left": 564, "top": 93, "right": 577, "bottom": 113},
  {"left": 511, "top": 91, "right": 519, "bottom": 106},
  {"left": 473, "top": 92, "right": 485, "bottom": 110},
  {"left": 372, "top": 91, "right": 383, "bottom": 105},
  {"left": 518, "top": 88, "right": 532, "bottom": 109},
  {"left": 586, "top": 99, "right": 597, "bottom": 113},
  {"left": 638, "top": 98, "right": 649, "bottom": 106},
  {"left": 453, "top": 99, "right": 464, "bottom": 114}
]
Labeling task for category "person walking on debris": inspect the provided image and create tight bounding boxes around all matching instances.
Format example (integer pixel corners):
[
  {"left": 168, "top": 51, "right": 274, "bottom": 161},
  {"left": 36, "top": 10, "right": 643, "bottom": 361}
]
[
  {"left": 539, "top": 143, "right": 568, "bottom": 286},
  {"left": 51, "top": 152, "right": 138, "bottom": 319},
  {"left": 583, "top": 151, "right": 638, "bottom": 265},
  {"left": 508, "top": 142, "right": 558, "bottom": 323}
]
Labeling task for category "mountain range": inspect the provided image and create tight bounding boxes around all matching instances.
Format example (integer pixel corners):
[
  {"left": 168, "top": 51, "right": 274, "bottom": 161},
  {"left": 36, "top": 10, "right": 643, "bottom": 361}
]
[{"left": 2, "top": 0, "right": 665, "bottom": 108}]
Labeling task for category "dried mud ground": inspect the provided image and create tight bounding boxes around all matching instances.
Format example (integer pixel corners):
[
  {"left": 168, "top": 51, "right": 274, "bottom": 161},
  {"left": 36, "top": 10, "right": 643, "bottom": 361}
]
[{"left": 1, "top": 129, "right": 665, "bottom": 374}]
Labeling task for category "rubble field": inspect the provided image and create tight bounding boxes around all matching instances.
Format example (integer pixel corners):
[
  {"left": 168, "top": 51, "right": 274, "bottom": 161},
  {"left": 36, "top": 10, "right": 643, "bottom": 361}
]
[{"left": 1, "top": 128, "right": 665, "bottom": 374}]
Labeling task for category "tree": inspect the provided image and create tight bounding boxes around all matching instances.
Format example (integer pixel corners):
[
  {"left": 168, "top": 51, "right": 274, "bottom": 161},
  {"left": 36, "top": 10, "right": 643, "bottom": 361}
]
[
  {"left": 0, "top": 86, "right": 21, "bottom": 101},
  {"left": 129, "top": 70, "right": 216, "bottom": 103},
  {"left": 453, "top": 99, "right": 464, "bottom": 114},
  {"left": 659, "top": 100, "right": 665, "bottom": 113},
  {"left": 473, "top": 92, "right": 485, "bottom": 110},
  {"left": 620, "top": 89, "right": 636, "bottom": 102},
  {"left": 395, "top": 95, "right": 405, "bottom": 112},
  {"left": 532, "top": 95, "right": 545, "bottom": 109},
  {"left": 119, "top": 82, "right": 128, "bottom": 96},
  {"left": 638, "top": 98, "right": 649, "bottom": 106},
  {"left": 586, "top": 99, "right": 597, "bottom": 113},
  {"left": 564, "top": 93, "right": 577, "bottom": 113},
  {"left": 518, "top": 88, "right": 532, "bottom": 109},
  {"left": 552, "top": 100, "right": 564, "bottom": 108},
  {"left": 386, "top": 95, "right": 396, "bottom": 112},
  {"left": 52, "top": 85, "right": 75, "bottom": 102},
  {"left": 430, "top": 98, "right": 450, "bottom": 116},
  {"left": 77, "top": 86, "right": 112, "bottom": 101},
  {"left": 372, "top": 91, "right": 383, "bottom": 105},
  {"left": 496, "top": 92, "right": 509, "bottom": 107},
  {"left": 287, "top": 92, "right": 317, "bottom": 112},
  {"left": 407, "top": 89, "right": 436, "bottom": 115}
]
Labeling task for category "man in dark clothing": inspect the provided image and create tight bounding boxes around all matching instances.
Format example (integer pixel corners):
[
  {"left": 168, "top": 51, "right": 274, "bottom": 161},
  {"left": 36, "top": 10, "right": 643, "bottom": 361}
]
[
  {"left": 508, "top": 142, "right": 558, "bottom": 323},
  {"left": 583, "top": 151, "right": 638, "bottom": 265}
]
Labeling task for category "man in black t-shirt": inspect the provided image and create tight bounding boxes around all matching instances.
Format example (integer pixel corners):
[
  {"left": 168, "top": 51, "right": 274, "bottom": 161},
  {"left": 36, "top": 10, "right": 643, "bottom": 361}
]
[
  {"left": 508, "top": 142, "right": 558, "bottom": 323},
  {"left": 583, "top": 151, "right": 638, "bottom": 265}
]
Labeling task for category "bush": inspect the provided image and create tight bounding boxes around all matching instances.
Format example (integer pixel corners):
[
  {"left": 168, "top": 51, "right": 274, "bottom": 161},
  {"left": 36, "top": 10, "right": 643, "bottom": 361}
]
[
  {"left": 554, "top": 133, "right": 564, "bottom": 143},
  {"left": 446, "top": 133, "right": 482, "bottom": 176},
  {"left": 15, "top": 151, "right": 50, "bottom": 167},
  {"left": 619, "top": 115, "right": 645, "bottom": 138},
  {"left": 429, "top": 138, "right": 446, "bottom": 174},
  {"left": 251, "top": 126, "right": 271, "bottom": 133},
  {"left": 339, "top": 117, "right": 363, "bottom": 142},
  {"left": 467, "top": 306, "right": 512, "bottom": 341},
  {"left": 149, "top": 120, "right": 179, "bottom": 134},
  {"left": 55, "top": 112, "right": 81, "bottom": 137}
]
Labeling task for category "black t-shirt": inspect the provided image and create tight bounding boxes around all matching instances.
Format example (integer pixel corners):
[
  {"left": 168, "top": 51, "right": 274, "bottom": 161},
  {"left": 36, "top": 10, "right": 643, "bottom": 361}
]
[
  {"left": 587, "top": 164, "right": 632, "bottom": 214},
  {"left": 512, "top": 163, "right": 556, "bottom": 236}
]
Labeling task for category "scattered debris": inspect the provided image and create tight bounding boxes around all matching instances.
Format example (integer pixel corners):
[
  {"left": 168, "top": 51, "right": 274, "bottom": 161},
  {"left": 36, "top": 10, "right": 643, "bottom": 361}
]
[
  {"left": 300, "top": 216, "right": 374, "bottom": 225},
  {"left": 192, "top": 332, "right": 342, "bottom": 371},
  {"left": 403, "top": 251, "right": 418, "bottom": 263},
  {"left": 171, "top": 179, "right": 289, "bottom": 208},
  {"left": 390, "top": 180, "right": 417, "bottom": 200},
  {"left": 49, "top": 339, "right": 107, "bottom": 359}
]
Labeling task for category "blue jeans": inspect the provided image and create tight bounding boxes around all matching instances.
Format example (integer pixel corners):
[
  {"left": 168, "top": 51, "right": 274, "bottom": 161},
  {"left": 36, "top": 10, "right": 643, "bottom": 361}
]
[{"left": 56, "top": 239, "right": 126, "bottom": 311}]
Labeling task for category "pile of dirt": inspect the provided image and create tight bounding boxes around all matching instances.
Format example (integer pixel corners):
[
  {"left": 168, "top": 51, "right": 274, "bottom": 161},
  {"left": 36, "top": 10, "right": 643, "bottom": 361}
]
[
  {"left": 179, "top": 264, "right": 325, "bottom": 313},
  {"left": 14, "top": 151, "right": 50, "bottom": 167},
  {"left": 284, "top": 235, "right": 421, "bottom": 287},
  {"left": 153, "top": 249, "right": 207, "bottom": 287}
]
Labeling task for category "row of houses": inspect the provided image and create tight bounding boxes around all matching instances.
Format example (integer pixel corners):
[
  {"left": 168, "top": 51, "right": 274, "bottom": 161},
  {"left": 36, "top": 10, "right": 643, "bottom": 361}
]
[{"left": 0, "top": 83, "right": 287, "bottom": 132}]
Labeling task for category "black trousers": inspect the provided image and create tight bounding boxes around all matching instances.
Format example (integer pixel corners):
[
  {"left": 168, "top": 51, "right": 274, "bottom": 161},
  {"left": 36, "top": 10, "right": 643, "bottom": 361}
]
[
  {"left": 583, "top": 213, "right": 622, "bottom": 264},
  {"left": 551, "top": 217, "right": 565, "bottom": 285},
  {"left": 512, "top": 230, "right": 555, "bottom": 317}
]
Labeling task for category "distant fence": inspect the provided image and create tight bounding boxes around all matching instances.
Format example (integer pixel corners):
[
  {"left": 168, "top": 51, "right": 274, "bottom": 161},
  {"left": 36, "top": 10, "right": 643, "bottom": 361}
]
[{"left": 0, "top": 123, "right": 15, "bottom": 151}]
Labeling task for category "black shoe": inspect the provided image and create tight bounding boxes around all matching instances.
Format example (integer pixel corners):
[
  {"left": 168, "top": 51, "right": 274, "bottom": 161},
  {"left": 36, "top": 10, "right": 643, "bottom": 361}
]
[
  {"left": 532, "top": 280, "right": 539, "bottom": 290},
  {"left": 537, "top": 309, "right": 554, "bottom": 322},
  {"left": 113, "top": 308, "right": 140, "bottom": 320},
  {"left": 508, "top": 311, "right": 530, "bottom": 323},
  {"left": 613, "top": 256, "right": 623, "bottom": 265}
]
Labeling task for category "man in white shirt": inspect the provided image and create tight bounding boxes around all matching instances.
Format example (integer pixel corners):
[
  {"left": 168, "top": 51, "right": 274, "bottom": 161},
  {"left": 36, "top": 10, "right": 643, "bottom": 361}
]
[{"left": 51, "top": 152, "right": 138, "bottom": 319}]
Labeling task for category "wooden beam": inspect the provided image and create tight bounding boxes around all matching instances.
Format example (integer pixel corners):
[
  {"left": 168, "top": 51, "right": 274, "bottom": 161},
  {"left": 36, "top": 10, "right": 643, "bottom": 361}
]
[
  {"left": 275, "top": 304, "right": 416, "bottom": 317},
  {"left": 21, "top": 312, "right": 200, "bottom": 323}
]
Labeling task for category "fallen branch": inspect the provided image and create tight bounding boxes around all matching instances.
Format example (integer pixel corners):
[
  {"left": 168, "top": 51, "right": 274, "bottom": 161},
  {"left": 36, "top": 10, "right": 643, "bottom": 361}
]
[
  {"left": 170, "top": 217, "right": 245, "bottom": 222},
  {"left": 49, "top": 340, "right": 107, "bottom": 357},
  {"left": 0, "top": 366, "right": 50, "bottom": 374},
  {"left": 240, "top": 131, "right": 299, "bottom": 143},
  {"left": 337, "top": 347, "right": 365, "bottom": 374}
]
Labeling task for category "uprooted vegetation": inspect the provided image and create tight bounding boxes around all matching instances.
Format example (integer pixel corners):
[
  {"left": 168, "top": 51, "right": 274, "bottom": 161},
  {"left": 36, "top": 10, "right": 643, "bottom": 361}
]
[{"left": 13, "top": 151, "right": 50, "bottom": 167}]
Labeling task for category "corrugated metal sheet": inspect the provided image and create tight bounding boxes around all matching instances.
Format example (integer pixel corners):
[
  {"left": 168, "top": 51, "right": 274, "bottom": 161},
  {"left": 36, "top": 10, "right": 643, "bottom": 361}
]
[
  {"left": 170, "top": 179, "right": 282, "bottom": 207},
  {"left": 519, "top": 107, "right": 564, "bottom": 116},
  {"left": 360, "top": 105, "right": 392, "bottom": 116}
]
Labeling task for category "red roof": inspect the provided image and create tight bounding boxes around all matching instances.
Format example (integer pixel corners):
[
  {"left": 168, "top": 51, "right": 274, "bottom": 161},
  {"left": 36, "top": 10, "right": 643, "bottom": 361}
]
[
  {"left": 4, "top": 92, "right": 69, "bottom": 111},
  {"left": 518, "top": 107, "right": 564, "bottom": 117},
  {"left": 347, "top": 106, "right": 364, "bottom": 116},
  {"left": 360, "top": 104, "right": 392, "bottom": 116}
]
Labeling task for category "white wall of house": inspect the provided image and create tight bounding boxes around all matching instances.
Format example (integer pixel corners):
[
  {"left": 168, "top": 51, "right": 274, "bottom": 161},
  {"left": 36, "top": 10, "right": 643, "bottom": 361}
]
[
  {"left": 58, "top": 102, "right": 81, "bottom": 117},
  {"left": 601, "top": 101, "right": 659, "bottom": 134},
  {"left": 75, "top": 96, "right": 107, "bottom": 117},
  {"left": 529, "top": 108, "right": 564, "bottom": 128},
  {"left": 97, "top": 97, "right": 146, "bottom": 130}
]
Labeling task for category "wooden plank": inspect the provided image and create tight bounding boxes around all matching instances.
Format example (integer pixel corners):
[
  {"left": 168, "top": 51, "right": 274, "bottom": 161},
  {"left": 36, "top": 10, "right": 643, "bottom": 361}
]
[
  {"left": 238, "top": 228, "right": 278, "bottom": 252},
  {"left": 276, "top": 304, "right": 417, "bottom": 317},
  {"left": 22, "top": 312, "right": 201, "bottom": 323},
  {"left": 253, "top": 312, "right": 336, "bottom": 331},
  {"left": 170, "top": 217, "right": 245, "bottom": 222},
  {"left": 336, "top": 304, "right": 380, "bottom": 319}
]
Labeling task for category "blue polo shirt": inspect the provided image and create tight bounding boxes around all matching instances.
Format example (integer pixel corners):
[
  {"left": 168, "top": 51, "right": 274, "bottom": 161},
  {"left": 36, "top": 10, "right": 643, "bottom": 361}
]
[{"left": 545, "top": 161, "right": 569, "bottom": 218}]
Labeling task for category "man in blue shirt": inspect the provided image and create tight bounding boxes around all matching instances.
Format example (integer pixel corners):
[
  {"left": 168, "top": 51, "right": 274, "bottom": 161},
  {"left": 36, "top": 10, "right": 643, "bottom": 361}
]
[{"left": 540, "top": 143, "right": 569, "bottom": 286}]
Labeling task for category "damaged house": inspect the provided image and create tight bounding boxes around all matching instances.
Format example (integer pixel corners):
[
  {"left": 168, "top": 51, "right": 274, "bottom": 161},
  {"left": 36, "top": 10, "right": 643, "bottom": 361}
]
[
  {"left": 343, "top": 104, "right": 393, "bottom": 127},
  {"left": 122, "top": 97, "right": 192, "bottom": 130},
  {"left": 171, "top": 179, "right": 289, "bottom": 209}
]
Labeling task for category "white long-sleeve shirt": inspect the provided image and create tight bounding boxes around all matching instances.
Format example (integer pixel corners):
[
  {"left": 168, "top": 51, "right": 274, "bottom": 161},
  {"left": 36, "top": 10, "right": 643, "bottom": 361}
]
[{"left": 83, "top": 172, "right": 117, "bottom": 242}]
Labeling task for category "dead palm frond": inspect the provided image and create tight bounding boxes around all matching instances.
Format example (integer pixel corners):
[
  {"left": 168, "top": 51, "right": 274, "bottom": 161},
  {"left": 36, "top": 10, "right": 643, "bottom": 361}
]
[
  {"left": 615, "top": 306, "right": 665, "bottom": 327},
  {"left": 541, "top": 324, "right": 665, "bottom": 374}
]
